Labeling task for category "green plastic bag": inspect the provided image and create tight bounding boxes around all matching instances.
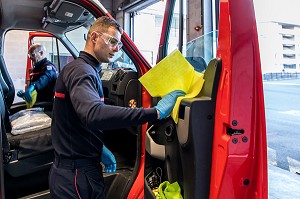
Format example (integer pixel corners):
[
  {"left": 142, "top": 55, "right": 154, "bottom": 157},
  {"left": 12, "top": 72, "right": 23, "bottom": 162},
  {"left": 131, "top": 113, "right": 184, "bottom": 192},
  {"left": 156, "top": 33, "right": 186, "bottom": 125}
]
[{"left": 155, "top": 181, "right": 183, "bottom": 199}]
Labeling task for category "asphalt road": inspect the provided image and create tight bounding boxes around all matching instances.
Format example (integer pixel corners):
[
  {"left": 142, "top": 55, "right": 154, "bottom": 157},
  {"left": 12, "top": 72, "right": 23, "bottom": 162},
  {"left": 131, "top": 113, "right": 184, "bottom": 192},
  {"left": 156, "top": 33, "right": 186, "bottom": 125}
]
[{"left": 263, "top": 78, "right": 300, "bottom": 174}]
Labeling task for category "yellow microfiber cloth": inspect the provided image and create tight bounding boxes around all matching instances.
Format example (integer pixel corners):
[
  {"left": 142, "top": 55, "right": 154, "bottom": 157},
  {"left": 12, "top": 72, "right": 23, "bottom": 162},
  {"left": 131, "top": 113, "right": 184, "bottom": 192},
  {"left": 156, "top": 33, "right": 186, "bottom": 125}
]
[
  {"left": 139, "top": 49, "right": 204, "bottom": 123},
  {"left": 25, "top": 90, "right": 37, "bottom": 109}
]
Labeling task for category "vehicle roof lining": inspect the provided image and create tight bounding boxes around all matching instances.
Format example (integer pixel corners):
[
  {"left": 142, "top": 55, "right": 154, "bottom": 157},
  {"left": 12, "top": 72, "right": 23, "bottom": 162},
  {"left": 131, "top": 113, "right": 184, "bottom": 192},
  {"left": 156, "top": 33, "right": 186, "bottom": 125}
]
[
  {"left": 42, "top": 0, "right": 93, "bottom": 33},
  {"left": 1, "top": 0, "right": 46, "bottom": 30},
  {"left": 0, "top": 0, "right": 94, "bottom": 35}
]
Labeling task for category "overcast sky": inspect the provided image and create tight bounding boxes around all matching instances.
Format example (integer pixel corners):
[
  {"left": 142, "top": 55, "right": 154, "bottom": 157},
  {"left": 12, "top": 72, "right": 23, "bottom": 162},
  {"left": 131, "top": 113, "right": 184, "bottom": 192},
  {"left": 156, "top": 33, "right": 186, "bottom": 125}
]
[{"left": 254, "top": 0, "right": 300, "bottom": 25}]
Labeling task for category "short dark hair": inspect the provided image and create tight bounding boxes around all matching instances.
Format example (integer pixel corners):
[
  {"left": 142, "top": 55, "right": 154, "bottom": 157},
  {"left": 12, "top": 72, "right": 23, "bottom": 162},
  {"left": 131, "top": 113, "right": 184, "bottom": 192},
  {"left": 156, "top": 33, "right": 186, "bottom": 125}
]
[{"left": 88, "top": 16, "right": 123, "bottom": 39}]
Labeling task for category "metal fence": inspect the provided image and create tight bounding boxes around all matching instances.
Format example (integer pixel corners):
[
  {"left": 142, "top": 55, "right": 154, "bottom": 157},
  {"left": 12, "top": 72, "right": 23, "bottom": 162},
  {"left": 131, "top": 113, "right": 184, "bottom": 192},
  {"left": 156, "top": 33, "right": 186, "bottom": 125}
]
[{"left": 263, "top": 72, "right": 300, "bottom": 80}]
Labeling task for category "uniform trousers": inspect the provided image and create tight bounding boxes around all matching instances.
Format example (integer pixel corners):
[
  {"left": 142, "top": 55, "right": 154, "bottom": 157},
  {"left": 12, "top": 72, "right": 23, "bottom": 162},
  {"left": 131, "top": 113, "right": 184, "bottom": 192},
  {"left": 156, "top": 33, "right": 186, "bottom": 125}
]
[{"left": 49, "top": 157, "right": 105, "bottom": 199}]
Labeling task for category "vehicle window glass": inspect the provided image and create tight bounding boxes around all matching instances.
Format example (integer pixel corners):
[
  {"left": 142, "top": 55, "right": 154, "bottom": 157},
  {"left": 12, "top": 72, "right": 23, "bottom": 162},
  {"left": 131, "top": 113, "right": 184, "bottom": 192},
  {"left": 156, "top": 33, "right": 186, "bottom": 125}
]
[
  {"left": 32, "top": 37, "right": 74, "bottom": 71},
  {"left": 3, "top": 30, "right": 29, "bottom": 103},
  {"left": 183, "top": 30, "right": 218, "bottom": 72},
  {"left": 65, "top": 22, "right": 136, "bottom": 71},
  {"left": 167, "top": 0, "right": 185, "bottom": 55},
  {"left": 101, "top": 49, "right": 137, "bottom": 71},
  {"left": 65, "top": 26, "right": 89, "bottom": 54},
  {"left": 3, "top": 30, "right": 73, "bottom": 103}
]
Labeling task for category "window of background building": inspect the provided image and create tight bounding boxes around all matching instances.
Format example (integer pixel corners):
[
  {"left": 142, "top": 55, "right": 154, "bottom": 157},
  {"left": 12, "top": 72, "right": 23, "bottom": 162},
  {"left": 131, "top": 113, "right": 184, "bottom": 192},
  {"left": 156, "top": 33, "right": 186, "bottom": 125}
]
[
  {"left": 132, "top": 2, "right": 165, "bottom": 66},
  {"left": 132, "top": 0, "right": 182, "bottom": 66}
]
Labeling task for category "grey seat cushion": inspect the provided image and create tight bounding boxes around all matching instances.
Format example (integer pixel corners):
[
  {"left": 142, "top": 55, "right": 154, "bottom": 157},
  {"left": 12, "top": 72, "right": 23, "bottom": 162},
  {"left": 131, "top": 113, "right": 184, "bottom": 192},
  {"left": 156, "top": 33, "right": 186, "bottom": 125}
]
[{"left": 7, "top": 127, "right": 52, "bottom": 159}]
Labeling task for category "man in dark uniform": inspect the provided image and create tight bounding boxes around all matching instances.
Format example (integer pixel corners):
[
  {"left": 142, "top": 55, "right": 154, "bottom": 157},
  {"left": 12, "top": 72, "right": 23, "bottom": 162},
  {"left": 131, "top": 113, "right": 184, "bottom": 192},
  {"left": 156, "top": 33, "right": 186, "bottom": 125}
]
[
  {"left": 17, "top": 43, "right": 58, "bottom": 103},
  {"left": 49, "top": 16, "right": 185, "bottom": 199}
]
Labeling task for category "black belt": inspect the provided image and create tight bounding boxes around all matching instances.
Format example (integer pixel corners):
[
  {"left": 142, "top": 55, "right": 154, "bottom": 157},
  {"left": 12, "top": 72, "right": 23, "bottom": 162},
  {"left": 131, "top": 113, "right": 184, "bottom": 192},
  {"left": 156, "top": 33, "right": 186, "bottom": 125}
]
[{"left": 54, "top": 157, "right": 101, "bottom": 169}]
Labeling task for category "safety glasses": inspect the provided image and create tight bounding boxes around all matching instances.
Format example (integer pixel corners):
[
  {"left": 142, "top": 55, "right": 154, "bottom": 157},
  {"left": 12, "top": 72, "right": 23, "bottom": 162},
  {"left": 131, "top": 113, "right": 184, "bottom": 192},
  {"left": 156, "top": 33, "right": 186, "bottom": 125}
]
[
  {"left": 96, "top": 32, "right": 123, "bottom": 49},
  {"left": 28, "top": 51, "right": 41, "bottom": 58}
]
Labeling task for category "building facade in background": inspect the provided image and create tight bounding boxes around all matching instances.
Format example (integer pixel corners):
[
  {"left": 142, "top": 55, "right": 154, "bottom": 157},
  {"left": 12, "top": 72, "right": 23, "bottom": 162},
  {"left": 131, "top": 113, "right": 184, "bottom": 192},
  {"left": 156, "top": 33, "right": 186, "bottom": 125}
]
[
  {"left": 255, "top": 0, "right": 300, "bottom": 74},
  {"left": 258, "top": 22, "right": 300, "bottom": 73}
]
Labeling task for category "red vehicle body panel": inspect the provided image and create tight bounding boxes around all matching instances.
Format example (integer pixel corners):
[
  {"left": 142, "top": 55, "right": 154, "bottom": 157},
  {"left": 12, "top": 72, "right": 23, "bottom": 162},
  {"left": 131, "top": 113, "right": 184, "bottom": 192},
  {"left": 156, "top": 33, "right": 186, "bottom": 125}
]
[{"left": 210, "top": 0, "right": 268, "bottom": 198}]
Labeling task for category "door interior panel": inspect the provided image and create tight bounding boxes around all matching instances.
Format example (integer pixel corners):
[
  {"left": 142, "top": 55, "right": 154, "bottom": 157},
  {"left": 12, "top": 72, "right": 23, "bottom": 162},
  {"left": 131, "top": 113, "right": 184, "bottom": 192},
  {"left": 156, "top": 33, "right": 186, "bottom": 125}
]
[{"left": 145, "top": 58, "right": 222, "bottom": 198}]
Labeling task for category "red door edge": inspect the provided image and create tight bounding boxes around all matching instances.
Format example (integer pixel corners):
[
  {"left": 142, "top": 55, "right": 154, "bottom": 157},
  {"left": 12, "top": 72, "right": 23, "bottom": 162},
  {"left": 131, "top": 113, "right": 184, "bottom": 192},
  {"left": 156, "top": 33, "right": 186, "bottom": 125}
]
[{"left": 210, "top": 0, "right": 268, "bottom": 198}]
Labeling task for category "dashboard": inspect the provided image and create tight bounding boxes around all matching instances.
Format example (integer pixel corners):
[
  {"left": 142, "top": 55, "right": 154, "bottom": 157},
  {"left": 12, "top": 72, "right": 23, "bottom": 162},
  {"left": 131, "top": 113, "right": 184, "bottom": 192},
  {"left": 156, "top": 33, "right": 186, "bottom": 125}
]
[{"left": 100, "top": 68, "right": 138, "bottom": 108}]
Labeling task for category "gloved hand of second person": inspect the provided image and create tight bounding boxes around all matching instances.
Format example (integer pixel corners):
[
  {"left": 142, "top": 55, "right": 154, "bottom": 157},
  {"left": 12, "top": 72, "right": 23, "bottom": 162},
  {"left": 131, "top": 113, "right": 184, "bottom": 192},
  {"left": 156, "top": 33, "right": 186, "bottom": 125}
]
[
  {"left": 101, "top": 145, "right": 116, "bottom": 173},
  {"left": 23, "top": 85, "right": 35, "bottom": 103},
  {"left": 155, "top": 90, "right": 185, "bottom": 120},
  {"left": 17, "top": 90, "right": 25, "bottom": 98}
]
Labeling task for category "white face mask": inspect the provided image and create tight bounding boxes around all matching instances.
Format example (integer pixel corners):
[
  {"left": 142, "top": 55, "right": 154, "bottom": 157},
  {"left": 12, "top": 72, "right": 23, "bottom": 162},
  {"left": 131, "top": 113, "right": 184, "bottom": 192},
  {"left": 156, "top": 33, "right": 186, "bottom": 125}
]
[{"left": 109, "top": 50, "right": 123, "bottom": 63}]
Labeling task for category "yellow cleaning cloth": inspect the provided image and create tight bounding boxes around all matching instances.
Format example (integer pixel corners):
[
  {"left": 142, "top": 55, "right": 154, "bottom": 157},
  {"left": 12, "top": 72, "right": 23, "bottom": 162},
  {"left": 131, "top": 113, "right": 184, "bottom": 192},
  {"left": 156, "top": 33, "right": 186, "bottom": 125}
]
[
  {"left": 171, "top": 71, "right": 204, "bottom": 123},
  {"left": 139, "top": 50, "right": 195, "bottom": 97},
  {"left": 139, "top": 49, "right": 204, "bottom": 123},
  {"left": 25, "top": 90, "right": 37, "bottom": 109}
]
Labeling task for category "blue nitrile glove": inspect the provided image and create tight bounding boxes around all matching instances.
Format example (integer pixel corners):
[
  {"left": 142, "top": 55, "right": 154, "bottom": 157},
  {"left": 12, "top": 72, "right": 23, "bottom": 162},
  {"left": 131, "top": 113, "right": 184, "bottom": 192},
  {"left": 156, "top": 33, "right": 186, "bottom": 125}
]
[
  {"left": 155, "top": 90, "right": 185, "bottom": 120},
  {"left": 101, "top": 145, "right": 116, "bottom": 173},
  {"left": 17, "top": 90, "right": 25, "bottom": 98},
  {"left": 23, "top": 85, "right": 35, "bottom": 103}
]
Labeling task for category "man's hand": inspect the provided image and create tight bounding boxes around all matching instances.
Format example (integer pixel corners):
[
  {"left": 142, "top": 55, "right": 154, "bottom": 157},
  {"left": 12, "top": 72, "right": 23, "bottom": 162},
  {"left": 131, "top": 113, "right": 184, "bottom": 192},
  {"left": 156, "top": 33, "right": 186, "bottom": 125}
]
[
  {"left": 155, "top": 90, "right": 185, "bottom": 120},
  {"left": 23, "top": 85, "right": 35, "bottom": 103},
  {"left": 101, "top": 145, "right": 116, "bottom": 173}
]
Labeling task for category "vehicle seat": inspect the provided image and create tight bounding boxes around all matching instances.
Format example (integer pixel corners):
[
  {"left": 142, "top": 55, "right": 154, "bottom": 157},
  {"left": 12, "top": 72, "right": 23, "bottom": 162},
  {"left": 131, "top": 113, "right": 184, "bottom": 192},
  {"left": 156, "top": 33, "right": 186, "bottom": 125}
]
[
  {"left": 0, "top": 57, "right": 53, "bottom": 177},
  {"left": 0, "top": 56, "right": 15, "bottom": 108},
  {"left": 145, "top": 58, "right": 222, "bottom": 199},
  {"left": 175, "top": 58, "right": 221, "bottom": 198}
]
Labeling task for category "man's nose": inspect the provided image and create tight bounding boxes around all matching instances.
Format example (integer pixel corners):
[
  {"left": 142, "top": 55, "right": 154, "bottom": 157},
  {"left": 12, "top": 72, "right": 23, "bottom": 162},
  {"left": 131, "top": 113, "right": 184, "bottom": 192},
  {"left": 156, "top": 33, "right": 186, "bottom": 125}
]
[{"left": 112, "top": 45, "right": 120, "bottom": 52}]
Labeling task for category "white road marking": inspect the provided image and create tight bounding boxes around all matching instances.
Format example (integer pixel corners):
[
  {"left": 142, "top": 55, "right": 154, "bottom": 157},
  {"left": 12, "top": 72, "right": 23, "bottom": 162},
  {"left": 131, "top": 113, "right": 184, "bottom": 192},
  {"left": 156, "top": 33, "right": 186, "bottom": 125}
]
[
  {"left": 287, "top": 156, "right": 300, "bottom": 174},
  {"left": 268, "top": 147, "right": 278, "bottom": 166},
  {"left": 279, "top": 110, "right": 300, "bottom": 116},
  {"left": 263, "top": 82, "right": 300, "bottom": 86}
]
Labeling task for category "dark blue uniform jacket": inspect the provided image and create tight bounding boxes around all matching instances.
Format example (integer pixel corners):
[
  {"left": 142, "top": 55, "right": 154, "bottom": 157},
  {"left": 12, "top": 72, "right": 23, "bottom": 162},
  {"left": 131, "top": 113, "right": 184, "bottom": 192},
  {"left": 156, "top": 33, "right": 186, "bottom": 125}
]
[
  {"left": 30, "top": 58, "right": 57, "bottom": 102},
  {"left": 51, "top": 51, "right": 157, "bottom": 160}
]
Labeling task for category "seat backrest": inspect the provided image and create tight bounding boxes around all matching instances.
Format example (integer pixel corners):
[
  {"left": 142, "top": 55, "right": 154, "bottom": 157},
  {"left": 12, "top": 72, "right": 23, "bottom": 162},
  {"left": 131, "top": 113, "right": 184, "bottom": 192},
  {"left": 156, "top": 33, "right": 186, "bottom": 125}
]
[
  {"left": 144, "top": 58, "right": 222, "bottom": 198},
  {"left": 0, "top": 80, "right": 10, "bottom": 155},
  {"left": 0, "top": 56, "right": 15, "bottom": 108},
  {"left": 164, "top": 58, "right": 222, "bottom": 198},
  {"left": 199, "top": 58, "right": 222, "bottom": 99}
]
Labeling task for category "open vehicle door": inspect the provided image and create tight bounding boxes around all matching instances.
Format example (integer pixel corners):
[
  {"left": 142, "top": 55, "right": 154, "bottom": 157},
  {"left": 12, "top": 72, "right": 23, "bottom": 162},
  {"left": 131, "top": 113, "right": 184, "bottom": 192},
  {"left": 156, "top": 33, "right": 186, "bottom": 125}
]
[{"left": 144, "top": 0, "right": 268, "bottom": 198}]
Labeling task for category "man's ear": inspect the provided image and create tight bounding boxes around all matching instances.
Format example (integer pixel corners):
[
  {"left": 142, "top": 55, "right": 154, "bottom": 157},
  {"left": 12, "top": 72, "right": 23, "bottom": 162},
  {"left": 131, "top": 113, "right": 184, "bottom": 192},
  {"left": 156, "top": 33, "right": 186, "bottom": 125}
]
[{"left": 90, "top": 32, "right": 98, "bottom": 43}]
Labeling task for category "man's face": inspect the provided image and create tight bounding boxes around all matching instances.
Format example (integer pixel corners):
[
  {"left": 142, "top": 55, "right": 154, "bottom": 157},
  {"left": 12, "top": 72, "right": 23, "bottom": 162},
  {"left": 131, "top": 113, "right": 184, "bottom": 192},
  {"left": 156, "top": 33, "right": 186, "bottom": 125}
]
[
  {"left": 92, "top": 26, "right": 122, "bottom": 63},
  {"left": 28, "top": 49, "right": 43, "bottom": 64}
]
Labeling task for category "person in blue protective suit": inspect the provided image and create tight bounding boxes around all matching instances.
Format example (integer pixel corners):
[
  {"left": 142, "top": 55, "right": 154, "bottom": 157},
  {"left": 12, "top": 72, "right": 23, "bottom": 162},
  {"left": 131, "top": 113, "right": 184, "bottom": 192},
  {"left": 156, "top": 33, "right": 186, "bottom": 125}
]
[
  {"left": 49, "top": 16, "right": 185, "bottom": 199},
  {"left": 17, "top": 43, "right": 58, "bottom": 104}
]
